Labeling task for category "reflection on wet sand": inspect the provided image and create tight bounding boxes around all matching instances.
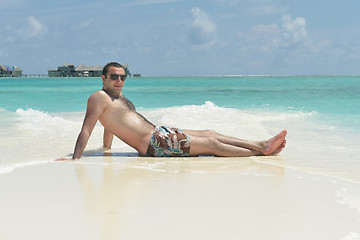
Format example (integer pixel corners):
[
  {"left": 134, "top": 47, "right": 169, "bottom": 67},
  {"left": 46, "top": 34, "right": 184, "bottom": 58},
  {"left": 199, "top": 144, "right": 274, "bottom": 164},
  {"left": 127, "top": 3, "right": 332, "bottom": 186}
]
[{"left": 75, "top": 152, "right": 285, "bottom": 239}]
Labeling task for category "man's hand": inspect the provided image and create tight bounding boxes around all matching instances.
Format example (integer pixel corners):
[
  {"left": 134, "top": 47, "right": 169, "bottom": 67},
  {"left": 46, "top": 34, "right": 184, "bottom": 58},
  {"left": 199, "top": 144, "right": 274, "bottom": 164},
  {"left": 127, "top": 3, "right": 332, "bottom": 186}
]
[{"left": 55, "top": 157, "right": 75, "bottom": 161}]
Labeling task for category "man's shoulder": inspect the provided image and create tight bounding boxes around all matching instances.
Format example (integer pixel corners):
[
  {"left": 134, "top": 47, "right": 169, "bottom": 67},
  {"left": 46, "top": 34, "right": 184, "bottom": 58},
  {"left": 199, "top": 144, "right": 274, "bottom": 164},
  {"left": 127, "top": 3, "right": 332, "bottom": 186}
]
[
  {"left": 87, "top": 90, "right": 108, "bottom": 103},
  {"left": 89, "top": 90, "right": 107, "bottom": 98}
]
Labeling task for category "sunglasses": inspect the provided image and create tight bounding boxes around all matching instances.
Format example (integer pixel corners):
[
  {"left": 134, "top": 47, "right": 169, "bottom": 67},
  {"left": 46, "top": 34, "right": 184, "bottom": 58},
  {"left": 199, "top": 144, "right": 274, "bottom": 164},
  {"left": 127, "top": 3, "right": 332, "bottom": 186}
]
[{"left": 106, "top": 74, "right": 127, "bottom": 81}]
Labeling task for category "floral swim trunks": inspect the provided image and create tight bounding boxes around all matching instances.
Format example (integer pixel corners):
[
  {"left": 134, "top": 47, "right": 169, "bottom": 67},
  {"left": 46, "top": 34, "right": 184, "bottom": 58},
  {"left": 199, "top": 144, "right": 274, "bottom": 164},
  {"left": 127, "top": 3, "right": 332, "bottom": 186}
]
[{"left": 146, "top": 126, "right": 191, "bottom": 157}]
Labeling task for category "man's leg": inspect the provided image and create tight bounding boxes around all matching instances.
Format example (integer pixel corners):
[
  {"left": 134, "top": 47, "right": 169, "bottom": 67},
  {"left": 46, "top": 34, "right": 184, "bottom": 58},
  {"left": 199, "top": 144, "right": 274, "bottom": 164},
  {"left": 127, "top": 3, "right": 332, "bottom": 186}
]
[
  {"left": 187, "top": 134, "right": 262, "bottom": 157},
  {"left": 183, "top": 129, "right": 287, "bottom": 156}
]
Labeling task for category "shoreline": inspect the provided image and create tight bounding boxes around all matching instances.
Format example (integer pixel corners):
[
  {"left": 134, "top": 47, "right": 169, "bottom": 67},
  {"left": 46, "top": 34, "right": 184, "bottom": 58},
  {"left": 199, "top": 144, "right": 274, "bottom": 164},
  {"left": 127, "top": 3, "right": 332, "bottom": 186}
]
[{"left": 2, "top": 153, "right": 360, "bottom": 185}]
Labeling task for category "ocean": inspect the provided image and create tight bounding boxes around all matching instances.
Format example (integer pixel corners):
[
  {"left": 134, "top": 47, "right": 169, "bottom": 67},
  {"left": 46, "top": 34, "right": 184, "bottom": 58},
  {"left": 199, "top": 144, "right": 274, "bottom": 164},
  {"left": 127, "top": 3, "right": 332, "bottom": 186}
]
[{"left": 0, "top": 76, "right": 359, "bottom": 182}]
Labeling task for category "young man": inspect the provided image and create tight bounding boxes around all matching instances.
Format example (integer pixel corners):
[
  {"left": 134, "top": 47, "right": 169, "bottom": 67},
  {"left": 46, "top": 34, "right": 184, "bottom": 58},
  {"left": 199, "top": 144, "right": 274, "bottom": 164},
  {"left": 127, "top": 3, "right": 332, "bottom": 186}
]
[{"left": 70, "top": 62, "right": 287, "bottom": 160}]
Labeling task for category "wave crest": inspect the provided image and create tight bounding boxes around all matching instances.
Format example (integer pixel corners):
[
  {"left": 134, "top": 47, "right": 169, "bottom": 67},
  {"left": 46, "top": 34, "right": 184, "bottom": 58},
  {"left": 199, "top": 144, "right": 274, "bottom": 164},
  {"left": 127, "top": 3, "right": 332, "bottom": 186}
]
[
  {"left": 15, "top": 108, "right": 74, "bottom": 131},
  {"left": 141, "top": 101, "right": 315, "bottom": 139}
]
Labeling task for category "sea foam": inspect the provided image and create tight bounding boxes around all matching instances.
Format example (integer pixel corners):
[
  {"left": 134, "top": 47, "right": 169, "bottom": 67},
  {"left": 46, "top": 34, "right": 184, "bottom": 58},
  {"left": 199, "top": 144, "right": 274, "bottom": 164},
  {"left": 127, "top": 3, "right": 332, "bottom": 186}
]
[{"left": 1, "top": 103, "right": 360, "bottom": 182}]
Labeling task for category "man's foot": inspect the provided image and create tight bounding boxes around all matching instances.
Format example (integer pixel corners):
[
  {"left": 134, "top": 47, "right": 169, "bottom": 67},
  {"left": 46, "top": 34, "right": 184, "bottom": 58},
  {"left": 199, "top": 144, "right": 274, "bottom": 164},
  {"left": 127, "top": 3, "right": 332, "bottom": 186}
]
[
  {"left": 261, "top": 130, "right": 287, "bottom": 155},
  {"left": 271, "top": 140, "right": 286, "bottom": 155}
]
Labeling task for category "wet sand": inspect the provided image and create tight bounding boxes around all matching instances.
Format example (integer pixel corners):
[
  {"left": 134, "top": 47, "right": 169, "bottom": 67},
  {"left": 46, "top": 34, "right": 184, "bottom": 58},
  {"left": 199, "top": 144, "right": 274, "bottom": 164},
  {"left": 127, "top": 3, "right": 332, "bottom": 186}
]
[{"left": 1, "top": 153, "right": 360, "bottom": 240}]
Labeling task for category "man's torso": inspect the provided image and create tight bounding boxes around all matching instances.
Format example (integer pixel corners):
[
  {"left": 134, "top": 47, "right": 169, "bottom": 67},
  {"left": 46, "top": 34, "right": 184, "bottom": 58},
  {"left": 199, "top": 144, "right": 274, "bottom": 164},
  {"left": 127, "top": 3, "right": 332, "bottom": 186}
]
[{"left": 96, "top": 90, "right": 155, "bottom": 154}]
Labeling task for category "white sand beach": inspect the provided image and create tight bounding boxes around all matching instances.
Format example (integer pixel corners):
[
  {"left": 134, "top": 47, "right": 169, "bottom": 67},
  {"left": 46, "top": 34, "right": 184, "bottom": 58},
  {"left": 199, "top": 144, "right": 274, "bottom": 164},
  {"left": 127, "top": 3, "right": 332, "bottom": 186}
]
[{"left": 1, "top": 153, "right": 360, "bottom": 240}]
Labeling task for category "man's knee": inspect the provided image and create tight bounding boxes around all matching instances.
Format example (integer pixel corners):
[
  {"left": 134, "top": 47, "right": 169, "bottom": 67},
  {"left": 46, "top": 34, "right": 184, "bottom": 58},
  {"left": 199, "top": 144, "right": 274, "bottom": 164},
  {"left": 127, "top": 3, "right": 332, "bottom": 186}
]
[
  {"left": 203, "top": 129, "right": 217, "bottom": 137},
  {"left": 204, "top": 137, "right": 225, "bottom": 156},
  {"left": 207, "top": 136, "right": 221, "bottom": 148}
]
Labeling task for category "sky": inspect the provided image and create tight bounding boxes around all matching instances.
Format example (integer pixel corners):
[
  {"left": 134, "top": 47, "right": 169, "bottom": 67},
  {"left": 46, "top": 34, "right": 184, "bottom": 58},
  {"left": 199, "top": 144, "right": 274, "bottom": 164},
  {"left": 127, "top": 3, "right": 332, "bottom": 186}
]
[{"left": 1, "top": 0, "right": 360, "bottom": 76}]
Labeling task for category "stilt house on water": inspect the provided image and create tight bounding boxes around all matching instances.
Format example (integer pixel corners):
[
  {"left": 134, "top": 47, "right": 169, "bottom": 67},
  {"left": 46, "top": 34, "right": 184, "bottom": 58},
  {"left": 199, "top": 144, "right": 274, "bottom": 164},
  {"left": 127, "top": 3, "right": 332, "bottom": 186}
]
[
  {"left": 0, "top": 65, "right": 23, "bottom": 77},
  {"left": 48, "top": 63, "right": 132, "bottom": 77}
]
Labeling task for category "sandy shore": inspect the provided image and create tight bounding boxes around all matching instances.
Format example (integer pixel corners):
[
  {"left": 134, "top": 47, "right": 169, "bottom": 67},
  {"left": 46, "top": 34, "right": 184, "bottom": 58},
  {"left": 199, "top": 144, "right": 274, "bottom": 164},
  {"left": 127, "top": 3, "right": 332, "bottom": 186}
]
[{"left": 1, "top": 153, "right": 360, "bottom": 240}]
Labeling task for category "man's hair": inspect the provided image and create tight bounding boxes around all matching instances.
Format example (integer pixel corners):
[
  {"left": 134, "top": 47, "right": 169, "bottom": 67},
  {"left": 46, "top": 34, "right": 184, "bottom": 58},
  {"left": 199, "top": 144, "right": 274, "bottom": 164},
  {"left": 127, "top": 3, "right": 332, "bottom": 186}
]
[{"left": 102, "top": 62, "right": 123, "bottom": 76}]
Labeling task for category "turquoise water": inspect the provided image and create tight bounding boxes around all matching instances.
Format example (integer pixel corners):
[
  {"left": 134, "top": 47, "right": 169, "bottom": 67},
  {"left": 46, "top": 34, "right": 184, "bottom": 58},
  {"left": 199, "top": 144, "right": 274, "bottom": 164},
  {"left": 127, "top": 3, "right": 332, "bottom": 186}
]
[
  {"left": 1, "top": 76, "right": 360, "bottom": 181},
  {"left": 1, "top": 76, "right": 359, "bottom": 112},
  {"left": 1, "top": 76, "right": 359, "bottom": 127}
]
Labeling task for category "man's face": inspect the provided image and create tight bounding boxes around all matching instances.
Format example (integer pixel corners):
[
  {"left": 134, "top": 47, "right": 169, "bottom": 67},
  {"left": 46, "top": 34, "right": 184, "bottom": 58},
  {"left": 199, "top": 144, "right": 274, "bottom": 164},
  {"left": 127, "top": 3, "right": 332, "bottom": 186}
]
[{"left": 102, "top": 66, "right": 126, "bottom": 96}]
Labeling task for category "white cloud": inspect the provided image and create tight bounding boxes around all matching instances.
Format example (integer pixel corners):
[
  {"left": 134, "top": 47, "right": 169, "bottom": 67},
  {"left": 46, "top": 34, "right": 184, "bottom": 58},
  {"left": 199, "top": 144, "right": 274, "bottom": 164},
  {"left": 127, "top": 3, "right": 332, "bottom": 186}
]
[
  {"left": 27, "top": 16, "right": 45, "bottom": 38},
  {"left": 18, "top": 16, "right": 46, "bottom": 38},
  {"left": 281, "top": 15, "right": 307, "bottom": 41},
  {"left": 273, "top": 15, "right": 309, "bottom": 47},
  {"left": 188, "top": 7, "right": 217, "bottom": 47},
  {"left": 191, "top": 7, "right": 216, "bottom": 34},
  {"left": 239, "top": 14, "right": 322, "bottom": 55}
]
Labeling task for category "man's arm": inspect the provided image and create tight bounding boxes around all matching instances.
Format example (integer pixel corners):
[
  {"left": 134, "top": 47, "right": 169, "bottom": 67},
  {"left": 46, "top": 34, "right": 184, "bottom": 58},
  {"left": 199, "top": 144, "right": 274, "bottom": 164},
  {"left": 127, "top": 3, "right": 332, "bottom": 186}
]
[
  {"left": 103, "top": 128, "right": 114, "bottom": 150},
  {"left": 72, "top": 93, "right": 104, "bottom": 159}
]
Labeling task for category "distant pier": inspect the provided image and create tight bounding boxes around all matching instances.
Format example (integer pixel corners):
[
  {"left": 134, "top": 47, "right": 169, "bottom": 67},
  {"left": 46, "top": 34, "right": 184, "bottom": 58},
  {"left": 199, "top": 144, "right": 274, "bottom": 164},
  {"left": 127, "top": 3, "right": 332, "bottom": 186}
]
[
  {"left": 22, "top": 74, "right": 48, "bottom": 77},
  {"left": 0, "top": 74, "right": 48, "bottom": 77}
]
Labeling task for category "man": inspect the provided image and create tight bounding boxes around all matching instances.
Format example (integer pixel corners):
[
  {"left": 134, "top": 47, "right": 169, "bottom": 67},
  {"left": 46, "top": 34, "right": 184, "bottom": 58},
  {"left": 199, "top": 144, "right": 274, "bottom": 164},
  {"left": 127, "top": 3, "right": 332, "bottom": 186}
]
[{"left": 70, "top": 62, "right": 287, "bottom": 160}]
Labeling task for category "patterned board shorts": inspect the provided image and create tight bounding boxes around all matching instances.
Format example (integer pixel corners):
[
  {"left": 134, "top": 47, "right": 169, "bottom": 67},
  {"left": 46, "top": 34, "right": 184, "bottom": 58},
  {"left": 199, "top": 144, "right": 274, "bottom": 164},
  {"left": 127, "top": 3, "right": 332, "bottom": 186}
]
[{"left": 146, "top": 126, "right": 191, "bottom": 157}]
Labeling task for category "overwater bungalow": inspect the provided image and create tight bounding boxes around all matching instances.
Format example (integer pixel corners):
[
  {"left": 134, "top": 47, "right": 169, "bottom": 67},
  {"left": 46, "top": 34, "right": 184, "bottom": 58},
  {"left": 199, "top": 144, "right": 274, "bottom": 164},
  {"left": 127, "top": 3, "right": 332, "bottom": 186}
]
[
  {"left": 48, "top": 63, "right": 132, "bottom": 77},
  {"left": 0, "top": 65, "right": 22, "bottom": 77}
]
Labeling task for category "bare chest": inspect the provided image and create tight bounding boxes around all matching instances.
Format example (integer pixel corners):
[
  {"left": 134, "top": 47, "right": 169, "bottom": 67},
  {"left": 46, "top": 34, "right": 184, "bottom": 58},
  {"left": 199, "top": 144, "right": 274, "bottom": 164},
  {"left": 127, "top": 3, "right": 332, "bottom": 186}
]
[{"left": 106, "top": 96, "right": 136, "bottom": 113}]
